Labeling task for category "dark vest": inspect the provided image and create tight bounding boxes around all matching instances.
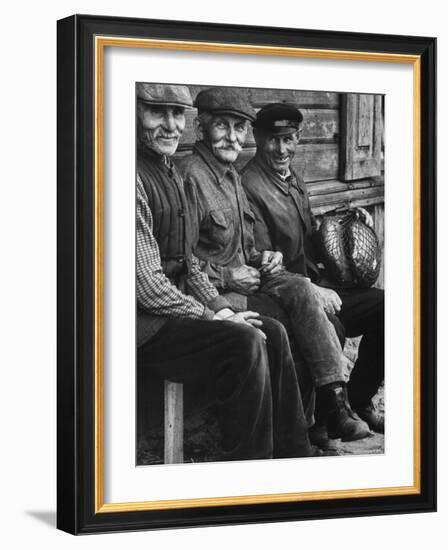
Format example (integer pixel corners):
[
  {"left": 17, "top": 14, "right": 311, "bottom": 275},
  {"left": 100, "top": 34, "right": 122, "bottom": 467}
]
[
  {"left": 137, "top": 147, "right": 194, "bottom": 346},
  {"left": 137, "top": 147, "right": 193, "bottom": 279}
]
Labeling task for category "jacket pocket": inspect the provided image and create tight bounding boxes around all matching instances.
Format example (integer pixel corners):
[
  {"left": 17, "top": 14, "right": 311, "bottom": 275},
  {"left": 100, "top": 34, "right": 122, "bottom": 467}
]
[{"left": 207, "top": 208, "right": 234, "bottom": 246}]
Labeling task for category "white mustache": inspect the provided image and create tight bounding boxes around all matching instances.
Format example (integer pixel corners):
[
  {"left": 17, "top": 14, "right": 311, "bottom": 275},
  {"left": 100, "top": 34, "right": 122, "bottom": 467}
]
[
  {"left": 217, "top": 144, "right": 242, "bottom": 152},
  {"left": 158, "top": 133, "right": 180, "bottom": 139}
]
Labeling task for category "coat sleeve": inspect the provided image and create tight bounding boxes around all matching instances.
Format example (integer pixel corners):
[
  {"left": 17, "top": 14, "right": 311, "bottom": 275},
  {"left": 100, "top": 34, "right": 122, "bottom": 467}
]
[
  {"left": 186, "top": 254, "right": 233, "bottom": 312},
  {"left": 246, "top": 195, "right": 274, "bottom": 253}
]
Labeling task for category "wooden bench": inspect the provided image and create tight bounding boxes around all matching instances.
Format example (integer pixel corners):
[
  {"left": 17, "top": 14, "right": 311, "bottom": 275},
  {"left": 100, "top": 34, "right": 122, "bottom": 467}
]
[{"left": 164, "top": 380, "right": 184, "bottom": 464}]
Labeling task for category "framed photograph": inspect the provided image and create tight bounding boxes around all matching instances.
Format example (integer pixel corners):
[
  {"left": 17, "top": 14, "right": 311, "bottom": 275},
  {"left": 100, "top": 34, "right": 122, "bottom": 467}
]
[{"left": 57, "top": 14, "right": 436, "bottom": 534}]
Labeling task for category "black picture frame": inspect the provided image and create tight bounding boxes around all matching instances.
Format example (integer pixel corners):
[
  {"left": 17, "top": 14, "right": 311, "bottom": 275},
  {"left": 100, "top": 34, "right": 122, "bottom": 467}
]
[{"left": 57, "top": 14, "right": 436, "bottom": 534}]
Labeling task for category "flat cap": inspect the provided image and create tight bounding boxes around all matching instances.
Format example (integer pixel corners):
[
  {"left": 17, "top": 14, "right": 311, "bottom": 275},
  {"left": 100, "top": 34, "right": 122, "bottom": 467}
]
[
  {"left": 194, "top": 87, "right": 256, "bottom": 121},
  {"left": 136, "top": 83, "right": 193, "bottom": 108},
  {"left": 253, "top": 102, "right": 303, "bottom": 135}
]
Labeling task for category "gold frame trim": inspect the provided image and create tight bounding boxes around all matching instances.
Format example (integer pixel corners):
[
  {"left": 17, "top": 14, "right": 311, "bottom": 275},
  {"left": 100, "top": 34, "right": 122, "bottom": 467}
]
[{"left": 94, "top": 36, "right": 422, "bottom": 513}]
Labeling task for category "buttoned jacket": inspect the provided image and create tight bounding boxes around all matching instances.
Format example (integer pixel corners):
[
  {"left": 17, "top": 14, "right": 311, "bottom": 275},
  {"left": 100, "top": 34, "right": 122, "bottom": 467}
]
[{"left": 180, "top": 142, "right": 265, "bottom": 310}]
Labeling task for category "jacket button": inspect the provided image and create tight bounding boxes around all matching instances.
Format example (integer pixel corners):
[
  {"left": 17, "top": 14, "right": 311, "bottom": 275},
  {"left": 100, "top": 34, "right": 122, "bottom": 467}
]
[
  {"left": 178, "top": 257, "right": 184, "bottom": 263},
  {"left": 178, "top": 209, "right": 185, "bottom": 217}
]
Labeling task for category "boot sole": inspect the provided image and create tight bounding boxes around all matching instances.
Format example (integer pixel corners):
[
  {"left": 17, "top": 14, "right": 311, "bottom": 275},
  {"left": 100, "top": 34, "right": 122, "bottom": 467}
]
[{"left": 328, "top": 428, "right": 372, "bottom": 441}]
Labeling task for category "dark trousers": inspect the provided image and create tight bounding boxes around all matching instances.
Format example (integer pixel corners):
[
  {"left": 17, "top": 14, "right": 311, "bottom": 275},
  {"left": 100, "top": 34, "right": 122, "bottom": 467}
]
[
  {"left": 247, "top": 292, "right": 315, "bottom": 425},
  {"left": 137, "top": 317, "right": 311, "bottom": 461},
  {"left": 336, "top": 288, "right": 385, "bottom": 408}
]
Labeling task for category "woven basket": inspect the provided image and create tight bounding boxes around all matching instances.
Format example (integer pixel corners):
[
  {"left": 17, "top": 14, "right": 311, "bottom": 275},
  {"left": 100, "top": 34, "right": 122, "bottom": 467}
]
[{"left": 318, "top": 209, "right": 381, "bottom": 288}]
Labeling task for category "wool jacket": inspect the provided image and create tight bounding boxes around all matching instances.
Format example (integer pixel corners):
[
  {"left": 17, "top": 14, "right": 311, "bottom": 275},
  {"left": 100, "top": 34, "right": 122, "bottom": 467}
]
[{"left": 179, "top": 142, "right": 264, "bottom": 311}]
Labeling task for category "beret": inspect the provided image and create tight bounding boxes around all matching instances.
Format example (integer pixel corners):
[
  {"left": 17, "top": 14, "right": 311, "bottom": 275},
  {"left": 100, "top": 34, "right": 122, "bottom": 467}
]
[
  {"left": 195, "top": 87, "right": 256, "bottom": 121},
  {"left": 136, "top": 83, "right": 193, "bottom": 108},
  {"left": 253, "top": 102, "right": 303, "bottom": 135}
]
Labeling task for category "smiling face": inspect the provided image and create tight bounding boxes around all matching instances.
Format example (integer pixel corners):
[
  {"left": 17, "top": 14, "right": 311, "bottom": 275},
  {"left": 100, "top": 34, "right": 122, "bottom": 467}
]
[
  {"left": 137, "top": 102, "right": 186, "bottom": 157},
  {"left": 256, "top": 131, "right": 300, "bottom": 174},
  {"left": 197, "top": 113, "right": 249, "bottom": 164}
]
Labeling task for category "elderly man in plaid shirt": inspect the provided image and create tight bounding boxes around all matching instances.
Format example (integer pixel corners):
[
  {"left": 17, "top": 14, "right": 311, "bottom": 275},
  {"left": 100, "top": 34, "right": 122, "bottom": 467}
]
[{"left": 136, "top": 83, "right": 312, "bottom": 461}]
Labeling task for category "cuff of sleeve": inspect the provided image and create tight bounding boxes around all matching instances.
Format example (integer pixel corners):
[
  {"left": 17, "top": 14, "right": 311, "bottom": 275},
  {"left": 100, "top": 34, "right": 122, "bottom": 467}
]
[
  {"left": 207, "top": 296, "right": 233, "bottom": 313},
  {"left": 201, "top": 307, "right": 215, "bottom": 320}
]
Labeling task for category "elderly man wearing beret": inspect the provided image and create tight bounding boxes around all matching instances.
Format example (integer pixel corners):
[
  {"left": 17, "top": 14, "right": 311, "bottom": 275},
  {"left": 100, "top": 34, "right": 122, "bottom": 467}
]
[
  {"left": 136, "top": 83, "right": 313, "bottom": 461},
  {"left": 240, "top": 102, "right": 384, "bottom": 435},
  {"left": 180, "top": 87, "right": 371, "bottom": 446}
]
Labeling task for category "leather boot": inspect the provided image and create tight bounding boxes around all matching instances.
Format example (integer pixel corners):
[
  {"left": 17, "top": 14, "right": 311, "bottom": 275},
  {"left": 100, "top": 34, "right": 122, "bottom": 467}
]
[
  {"left": 317, "top": 383, "right": 371, "bottom": 442},
  {"left": 309, "top": 421, "right": 339, "bottom": 452},
  {"left": 355, "top": 401, "right": 384, "bottom": 434}
]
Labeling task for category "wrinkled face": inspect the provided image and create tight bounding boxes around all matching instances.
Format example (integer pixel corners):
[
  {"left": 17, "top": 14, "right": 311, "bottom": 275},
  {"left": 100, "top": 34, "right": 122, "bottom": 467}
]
[
  {"left": 200, "top": 114, "right": 249, "bottom": 164},
  {"left": 137, "top": 102, "right": 186, "bottom": 156},
  {"left": 257, "top": 131, "right": 300, "bottom": 173}
]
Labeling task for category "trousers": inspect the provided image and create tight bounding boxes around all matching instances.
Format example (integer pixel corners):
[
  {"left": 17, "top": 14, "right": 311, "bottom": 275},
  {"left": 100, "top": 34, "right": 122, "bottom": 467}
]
[
  {"left": 137, "top": 316, "right": 312, "bottom": 461},
  {"left": 335, "top": 288, "right": 385, "bottom": 408},
  {"left": 248, "top": 273, "right": 347, "bottom": 388}
]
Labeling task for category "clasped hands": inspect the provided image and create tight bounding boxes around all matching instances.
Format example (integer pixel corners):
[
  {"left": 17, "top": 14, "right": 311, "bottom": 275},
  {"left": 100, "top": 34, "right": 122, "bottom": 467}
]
[{"left": 226, "top": 250, "right": 283, "bottom": 295}]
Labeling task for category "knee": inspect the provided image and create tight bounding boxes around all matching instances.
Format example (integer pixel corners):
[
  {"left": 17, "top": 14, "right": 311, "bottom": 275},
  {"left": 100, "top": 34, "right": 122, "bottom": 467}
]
[
  {"left": 228, "top": 323, "right": 266, "bottom": 363},
  {"left": 282, "top": 277, "right": 320, "bottom": 308},
  {"left": 260, "top": 317, "right": 289, "bottom": 351}
]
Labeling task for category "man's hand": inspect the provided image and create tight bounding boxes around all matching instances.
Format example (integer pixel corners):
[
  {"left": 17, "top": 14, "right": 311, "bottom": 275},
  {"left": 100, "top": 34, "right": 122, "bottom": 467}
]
[
  {"left": 259, "top": 250, "right": 283, "bottom": 275},
  {"left": 227, "top": 265, "right": 261, "bottom": 294},
  {"left": 356, "top": 207, "right": 374, "bottom": 229},
  {"left": 213, "top": 308, "right": 236, "bottom": 320},
  {"left": 312, "top": 284, "right": 342, "bottom": 315},
  {"left": 215, "top": 310, "right": 266, "bottom": 341}
]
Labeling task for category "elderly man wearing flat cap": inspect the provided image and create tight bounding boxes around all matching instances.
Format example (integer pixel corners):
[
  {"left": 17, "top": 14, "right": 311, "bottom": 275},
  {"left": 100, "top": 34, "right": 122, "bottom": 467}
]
[
  {"left": 180, "top": 87, "right": 371, "bottom": 446},
  {"left": 241, "top": 102, "right": 385, "bottom": 435},
  {"left": 136, "top": 83, "right": 313, "bottom": 461}
]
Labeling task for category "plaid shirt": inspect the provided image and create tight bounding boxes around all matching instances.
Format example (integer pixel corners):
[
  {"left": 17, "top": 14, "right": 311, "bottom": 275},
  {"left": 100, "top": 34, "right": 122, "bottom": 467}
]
[{"left": 137, "top": 174, "right": 229, "bottom": 321}]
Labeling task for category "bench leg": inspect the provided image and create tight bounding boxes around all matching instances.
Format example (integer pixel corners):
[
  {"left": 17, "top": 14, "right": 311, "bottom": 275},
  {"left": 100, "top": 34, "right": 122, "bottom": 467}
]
[{"left": 164, "top": 381, "right": 184, "bottom": 464}]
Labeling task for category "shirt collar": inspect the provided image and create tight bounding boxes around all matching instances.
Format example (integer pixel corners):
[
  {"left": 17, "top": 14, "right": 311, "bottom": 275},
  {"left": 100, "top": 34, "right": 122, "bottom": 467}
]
[
  {"left": 193, "top": 141, "right": 238, "bottom": 185},
  {"left": 254, "top": 152, "right": 301, "bottom": 195}
]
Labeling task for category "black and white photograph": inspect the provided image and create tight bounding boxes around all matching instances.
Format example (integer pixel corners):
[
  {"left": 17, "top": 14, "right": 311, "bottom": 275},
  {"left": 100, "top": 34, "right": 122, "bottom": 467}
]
[
  {"left": 0, "top": 0, "right": 441, "bottom": 542},
  {"left": 135, "top": 83, "right": 385, "bottom": 466}
]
